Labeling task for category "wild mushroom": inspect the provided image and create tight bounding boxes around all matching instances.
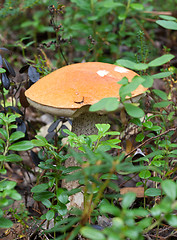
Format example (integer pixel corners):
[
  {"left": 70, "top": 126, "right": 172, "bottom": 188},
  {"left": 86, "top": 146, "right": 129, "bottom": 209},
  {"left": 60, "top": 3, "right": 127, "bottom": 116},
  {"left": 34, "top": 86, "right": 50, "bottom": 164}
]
[
  {"left": 25, "top": 62, "right": 146, "bottom": 208},
  {"left": 25, "top": 62, "right": 146, "bottom": 133}
]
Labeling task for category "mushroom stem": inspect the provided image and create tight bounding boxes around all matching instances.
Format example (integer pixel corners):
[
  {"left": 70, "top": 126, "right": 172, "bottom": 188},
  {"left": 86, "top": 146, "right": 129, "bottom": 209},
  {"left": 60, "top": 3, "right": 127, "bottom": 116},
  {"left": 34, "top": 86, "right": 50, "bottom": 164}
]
[
  {"left": 72, "top": 112, "right": 109, "bottom": 136},
  {"left": 65, "top": 112, "right": 109, "bottom": 168},
  {"left": 63, "top": 112, "right": 109, "bottom": 209}
]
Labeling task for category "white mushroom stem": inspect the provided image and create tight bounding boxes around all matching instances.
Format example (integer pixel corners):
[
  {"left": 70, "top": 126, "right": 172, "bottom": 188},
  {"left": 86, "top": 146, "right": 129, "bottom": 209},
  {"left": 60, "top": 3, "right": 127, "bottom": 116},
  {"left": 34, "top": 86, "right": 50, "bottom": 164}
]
[
  {"left": 73, "top": 112, "right": 109, "bottom": 135},
  {"left": 63, "top": 112, "right": 109, "bottom": 209},
  {"left": 65, "top": 112, "right": 109, "bottom": 168}
]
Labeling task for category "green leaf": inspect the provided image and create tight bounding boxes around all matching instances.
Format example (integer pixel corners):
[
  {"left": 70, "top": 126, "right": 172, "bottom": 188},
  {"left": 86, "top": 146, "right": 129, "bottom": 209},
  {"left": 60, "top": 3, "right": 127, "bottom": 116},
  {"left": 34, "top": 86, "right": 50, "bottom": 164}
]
[
  {"left": 100, "top": 173, "right": 118, "bottom": 180},
  {"left": 152, "top": 72, "right": 172, "bottom": 79},
  {"left": 124, "top": 103, "right": 144, "bottom": 118},
  {"left": 0, "top": 210, "right": 3, "bottom": 218},
  {"left": 103, "top": 1, "right": 124, "bottom": 8},
  {"left": 117, "top": 77, "right": 128, "bottom": 85},
  {"left": 9, "top": 190, "right": 22, "bottom": 200},
  {"left": 63, "top": 129, "right": 77, "bottom": 137},
  {"left": 9, "top": 124, "right": 17, "bottom": 130},
  {"left": 135, "top": 132, "right": 145, "bottom": 142},
  {"left": 152, "top": 89, "right": 168, "bottom": 100},
  {"left": 141, "top": 75, "right": 154, "bottom": 88},
  {"left": 100, "top": 203, "right": 120, "bottom": 216},
  {"left": 131, "top": 118, "right": 142, "bottom": 126},
  {"left": 151, "top": 126, "right": 162, "bottom": 132},
  {"left": 112, "top": 217, "right": 124, "bottom": 229},
  {"left": 165, "top": 214, "right": 177, "bottom": 227},
  {"left": 0, "top": 155, "right": 6, "bottom": 162},
  {"left": 0, "top": 68, "right": 6, "bottom": 73},
  {"left": 42, "top": 199, "right": 52, "bottom": 208},
  {"left": 9, "top": 131, "right": 25, "bottom": 143},
  {"left": 0, "top": 169, "right": 6, "bottom": 174},
  {"left": 121, "top": 192, "right": 136, "bottom": 209},
  {"left": 145, "top": 188, "right": 161, "bottom": 197},
  {"left": 148, "top": 54, "right": 175, "bottom": 67},
  {"left": 153, "top": 101, "right": 172, "bottom": 108},
  {"left": 116, "top": 59, "right": 148, "bottom": 71},
  {"left": 87, "top": 15, "right": 99, "bottom": 21},
  {"left": 0, "top": 198, "right": 11, "bottom": 208},
  {"left": 106, "top": 131, "right": 120, "bottom": 136},
  {"left": 161, "top": 180, "right": 176, "bottom": 201},
  {"left": 156, "top": 20, "right": 177, "bottom": 30},
  {"left": 139, "top": 170, "right": 151, "bottom": 179},
  {"left": 80, "top": 226, "right": 106, "bottom": 240},
  {"left": 170, "top": 150, "right": 177, "bottom": 154},
  {"left": 130, "top": 3, "right": 144, "bottom": 10},
  {"left": 31, "top": 139, "right": 47, "bottom": 147},
  {"left": 33, "top": 191, "right": 55, "bottom": 201},
  {"left": 8, "top": 114, "right": 18, "bottom": 123},
  {"left": 151, "top": 205, "right": 162, "bottom": 217},
  {"left": 46, "top": 210, "right": 55, "bottom": 221},
  {"left": 119, "top": 76, "right": 145, "bottom": 98},
  {"left": 31, "top": 183, "right": 48, "bottom": 193},
  {"left": 31, "top": 135, "right": 48, "bottom": 147},
  {"left": 143, "top": 121, "right": 153, "bottom": 129},
  {"left": 0, "top": 128, "right": 8, "bottom": 139},
  {"left": 151, "top": 160, "right": 163, "bottom": 167},
  {"left": 57, "top": 190, "right": 68, "bottom": 204},
  {"left": 118, "top": 13, "right": 127, "bottom": 21},
  {"left": 0, "top": 217, "right": 13, "bottom": 228},
  {"left": 89, "top": 97, "right": 120, "bottom": 112},
  {"left": 56, "top": 204, "right": 67, "bottom": 216},
  {"left": 0, "top": 180, "right": 16, "bottom": 191},
  {"left": 9, "top": 141, "right": 34, "bottom": 151},
  {"left": 4, "top": 154, "right": 22, "bottom": 162},
  {"left": 70, "top": 23, "right": 89, "bottom": 30},
  {"left": 159, "top": 15, "right": 176, "bottom": 21},
  {"left": 131, "top": 208, "right": 149, "bottom": 217},
  {"left": 149, "top": 177, "right": 162, "bottom": 183},
  {"left": 96, "top": 124, "right": 110, "bottom": 135},
  {"left": 138, "top": 218, "right": 152, "bottom": 229}
]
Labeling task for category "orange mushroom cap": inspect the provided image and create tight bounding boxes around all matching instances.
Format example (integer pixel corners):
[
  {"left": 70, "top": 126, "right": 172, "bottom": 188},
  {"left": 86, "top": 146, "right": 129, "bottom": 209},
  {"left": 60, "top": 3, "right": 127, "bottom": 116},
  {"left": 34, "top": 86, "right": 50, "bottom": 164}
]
[{"left": 25, "top": 62, "right": 146, "bottom": 117}]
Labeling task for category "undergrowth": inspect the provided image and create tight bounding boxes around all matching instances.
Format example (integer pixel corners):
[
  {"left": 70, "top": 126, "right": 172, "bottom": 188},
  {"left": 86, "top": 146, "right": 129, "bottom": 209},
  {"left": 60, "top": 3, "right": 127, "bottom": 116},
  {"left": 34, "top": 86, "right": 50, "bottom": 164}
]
[{"left": 0, "top": 0, "right": 177, "bottom": 239}]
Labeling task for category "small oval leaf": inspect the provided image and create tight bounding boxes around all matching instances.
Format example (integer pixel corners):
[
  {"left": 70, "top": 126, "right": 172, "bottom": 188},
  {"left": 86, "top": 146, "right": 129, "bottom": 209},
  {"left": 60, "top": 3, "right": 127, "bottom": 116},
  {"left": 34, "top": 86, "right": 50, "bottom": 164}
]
[
  {"left": 80, "top": 226, "right": 106, "bottom": 240},
  {"left": 162, "top": 180, "right": 176, "bottom": 201},
  {"left": 124, "top": 103, "right": 144, "bottom": 118},
  {"left": 9, "top": 131, "right": 25, "bottom": 143},
  {"left": 9, "top": 141, "right": 34, "bottom": 151},
  {"left": 148, "top": 54, "right": 175, "bottom": 67},
  {"left": 156, "top": 20, "right": 177, "bottom": 30},
  {"left": 31, "top": 183, "right": 48, "bottom": 193}
]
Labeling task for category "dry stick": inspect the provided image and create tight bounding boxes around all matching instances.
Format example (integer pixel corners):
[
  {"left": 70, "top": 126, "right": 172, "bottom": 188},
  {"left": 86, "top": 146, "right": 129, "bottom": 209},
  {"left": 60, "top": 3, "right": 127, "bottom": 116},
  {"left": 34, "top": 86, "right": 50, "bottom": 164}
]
[
  {"left": 143, "top": 11, "right": 172, "bottom": 16},
  {"left": 124, "top": 126, "right": 177, "bottom": 160}
]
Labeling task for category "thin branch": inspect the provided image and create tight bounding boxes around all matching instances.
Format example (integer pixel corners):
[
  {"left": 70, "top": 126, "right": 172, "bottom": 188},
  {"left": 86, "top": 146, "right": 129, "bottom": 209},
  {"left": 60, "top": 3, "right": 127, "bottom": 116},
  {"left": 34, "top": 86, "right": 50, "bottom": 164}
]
[{"left": 124, "top": 126, "right": 177, "bottom": 159}]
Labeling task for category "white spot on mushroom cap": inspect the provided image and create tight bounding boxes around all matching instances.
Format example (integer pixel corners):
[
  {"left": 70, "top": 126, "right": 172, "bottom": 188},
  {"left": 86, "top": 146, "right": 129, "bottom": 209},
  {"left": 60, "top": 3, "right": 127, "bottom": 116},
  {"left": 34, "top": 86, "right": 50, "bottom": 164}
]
[
  {"left": 114, "top": 66, "right": 129, "bottom": 73},
  {"left": 97, "top": 70, "right": 109, "bottom": 77}
]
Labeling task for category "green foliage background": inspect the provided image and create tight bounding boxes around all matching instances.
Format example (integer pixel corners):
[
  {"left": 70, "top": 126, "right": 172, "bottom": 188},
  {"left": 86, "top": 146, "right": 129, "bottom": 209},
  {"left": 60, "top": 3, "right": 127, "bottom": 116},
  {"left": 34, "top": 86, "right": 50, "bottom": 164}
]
[{"left": 0, "top": 0, "right": 177, "bottom": 239}]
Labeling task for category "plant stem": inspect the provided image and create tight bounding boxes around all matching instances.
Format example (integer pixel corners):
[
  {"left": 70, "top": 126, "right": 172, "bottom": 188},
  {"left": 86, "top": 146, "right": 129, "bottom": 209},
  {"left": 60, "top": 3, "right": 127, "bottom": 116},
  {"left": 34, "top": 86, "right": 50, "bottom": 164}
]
[
  {"left": 0, "top": 119, "right": 10, "bottom": 170},
  {"left": 91, "top": 162, "right": 116, "bottom": 211},
  {"left": 119, "top": 0, "right": 131, "bottom": 33},
  {"left": 90, "top": 0, "right": 97, "bottom": 61},
  {"left": 0, "top": 84, "right": 6, "bottom": 108},
  {"left": 143, "top": 217, "right": 163, "bottom": 234}
]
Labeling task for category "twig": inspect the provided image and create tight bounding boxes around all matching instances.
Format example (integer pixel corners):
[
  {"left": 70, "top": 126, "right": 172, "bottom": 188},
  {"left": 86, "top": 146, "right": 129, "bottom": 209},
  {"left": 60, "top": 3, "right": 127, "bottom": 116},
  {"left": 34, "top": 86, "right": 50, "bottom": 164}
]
[
  {"left": 143, "top": 11, "right": 172, "bottom": 16},
  {"left": 124, "top": 126, "right": 177, "bottom": 159}
]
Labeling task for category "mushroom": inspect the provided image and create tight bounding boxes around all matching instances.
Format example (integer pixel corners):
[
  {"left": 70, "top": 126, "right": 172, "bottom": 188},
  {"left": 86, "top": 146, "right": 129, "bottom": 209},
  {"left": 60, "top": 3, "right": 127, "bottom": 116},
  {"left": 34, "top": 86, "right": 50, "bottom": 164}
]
[
  {"left": 25, "top": 62, "right": 146, "bottom": 208},
  {"left": 25, "top": 62, "right": 146, "bottom": 133}
]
